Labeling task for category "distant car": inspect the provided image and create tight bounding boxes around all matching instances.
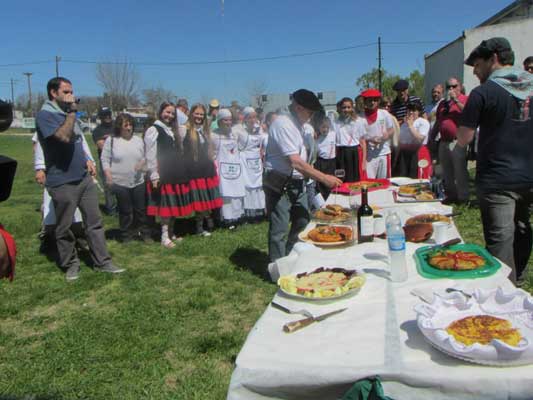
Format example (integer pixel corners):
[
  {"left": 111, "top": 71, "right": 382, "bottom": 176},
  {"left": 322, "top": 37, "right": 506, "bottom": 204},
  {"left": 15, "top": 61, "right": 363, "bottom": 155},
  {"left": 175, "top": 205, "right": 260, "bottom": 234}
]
[{"left": 79, "top": 120, "right": 95, "bottom": 133}]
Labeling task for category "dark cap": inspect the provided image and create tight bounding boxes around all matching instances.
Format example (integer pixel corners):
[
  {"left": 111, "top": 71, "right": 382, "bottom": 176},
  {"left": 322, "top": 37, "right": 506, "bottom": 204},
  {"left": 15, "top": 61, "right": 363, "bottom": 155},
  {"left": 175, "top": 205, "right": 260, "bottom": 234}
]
[
  {"left": 292, "top": 89, "right": 322, "bottom": 112},
  {"left": 392, "top": 79, "right": 409, "bottom": 91},
  {"left": 177, "top": 98, "right": 188, "bottom": 108},
  {"left": 98, "top": 107, "right": 112, "bottom": 118},
  {"left": 465, "top": 37, "right": 513, "bottom": 66}
]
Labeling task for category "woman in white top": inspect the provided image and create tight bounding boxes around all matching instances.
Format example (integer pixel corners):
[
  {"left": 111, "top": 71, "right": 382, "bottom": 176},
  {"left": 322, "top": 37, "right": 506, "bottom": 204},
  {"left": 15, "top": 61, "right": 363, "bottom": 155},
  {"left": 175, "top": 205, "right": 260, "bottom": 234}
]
[
  {"left": 238, "top": 106, "right": 267, "bottom": 222},
  {"left": 313, "top": 115, "right": 337, "bottom": 199},
  {"left": 397, "top": 101, "right": 431, "bottom": 178},
  {"left": 211, "top": 109, "right": 246, "bottom": 228},
  {"left": 101, "top": 113, "right": 150, "bottom": 242}
]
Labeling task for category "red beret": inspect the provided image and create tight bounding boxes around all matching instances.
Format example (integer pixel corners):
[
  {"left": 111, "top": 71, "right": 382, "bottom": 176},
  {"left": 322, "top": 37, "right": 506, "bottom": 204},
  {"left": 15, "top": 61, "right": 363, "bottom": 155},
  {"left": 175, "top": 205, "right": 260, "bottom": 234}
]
[{"left": 360, "top": 88, "right": 382, "bottom": 98}]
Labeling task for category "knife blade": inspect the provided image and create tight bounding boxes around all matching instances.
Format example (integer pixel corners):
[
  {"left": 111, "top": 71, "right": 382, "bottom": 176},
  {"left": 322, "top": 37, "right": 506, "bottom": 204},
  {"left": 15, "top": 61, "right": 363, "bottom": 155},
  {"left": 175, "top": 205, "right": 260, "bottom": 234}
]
[
  {"left": 283, "top": 307, "right": 348, "bottom": 333},
  {"left": 427, "top": 237, "right": 461, "bottom": 252}
]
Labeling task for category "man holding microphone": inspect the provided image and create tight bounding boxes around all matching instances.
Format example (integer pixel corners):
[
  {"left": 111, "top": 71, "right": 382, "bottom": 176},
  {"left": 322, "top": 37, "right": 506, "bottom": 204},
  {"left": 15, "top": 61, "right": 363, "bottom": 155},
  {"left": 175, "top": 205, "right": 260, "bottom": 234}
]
[{"left": 36, "top": 77, "right": 124, "bottom": 281}]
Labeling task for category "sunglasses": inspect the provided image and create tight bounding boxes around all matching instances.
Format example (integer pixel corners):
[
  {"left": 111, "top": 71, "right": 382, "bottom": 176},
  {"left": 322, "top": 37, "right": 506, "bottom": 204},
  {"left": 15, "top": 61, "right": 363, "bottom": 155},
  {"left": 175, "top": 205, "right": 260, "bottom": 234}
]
[{"left": 446, "top": 84, "right": 459, "bottom": 89}]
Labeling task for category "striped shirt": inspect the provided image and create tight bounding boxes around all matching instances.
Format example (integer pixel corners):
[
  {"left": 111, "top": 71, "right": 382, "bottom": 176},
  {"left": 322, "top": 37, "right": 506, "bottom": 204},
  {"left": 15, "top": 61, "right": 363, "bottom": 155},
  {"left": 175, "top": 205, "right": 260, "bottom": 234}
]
[{"left": 390, "top": 95, "right": 424, "bottom": 123}]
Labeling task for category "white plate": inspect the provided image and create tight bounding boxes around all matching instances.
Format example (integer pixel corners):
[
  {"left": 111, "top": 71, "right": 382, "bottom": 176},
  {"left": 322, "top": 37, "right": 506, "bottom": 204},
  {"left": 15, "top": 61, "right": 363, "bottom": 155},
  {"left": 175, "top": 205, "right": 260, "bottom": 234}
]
[
  {"left": 278, "top": 268, "right": 365, "bottom": 302},
  {"left": 414, "top": 287, "right": 533, "bottom": 366},
  {"left": 298, "top": 223, "right": 355, "bottom": 247}
]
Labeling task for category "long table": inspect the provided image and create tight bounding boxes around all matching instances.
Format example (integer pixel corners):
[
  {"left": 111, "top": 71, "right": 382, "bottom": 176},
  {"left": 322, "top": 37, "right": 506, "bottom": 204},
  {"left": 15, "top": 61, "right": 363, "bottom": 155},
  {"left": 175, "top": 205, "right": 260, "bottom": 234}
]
[{"left": 227, "top": 187, "right": 532, "bottom": 400}]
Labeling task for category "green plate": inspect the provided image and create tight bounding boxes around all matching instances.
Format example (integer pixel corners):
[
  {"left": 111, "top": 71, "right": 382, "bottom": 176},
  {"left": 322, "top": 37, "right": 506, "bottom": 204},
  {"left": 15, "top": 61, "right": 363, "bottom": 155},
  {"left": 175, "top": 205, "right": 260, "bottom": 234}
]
[{"left": 414, "top": 243, "right": 501, "bottom": 279}]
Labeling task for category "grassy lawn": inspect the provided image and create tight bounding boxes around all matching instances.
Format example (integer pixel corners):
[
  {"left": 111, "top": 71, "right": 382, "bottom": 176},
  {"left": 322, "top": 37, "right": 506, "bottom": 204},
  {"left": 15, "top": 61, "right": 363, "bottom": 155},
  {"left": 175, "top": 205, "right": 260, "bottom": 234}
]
[{"left": 0, "top": 134, "right": 531, "bottom": 399}]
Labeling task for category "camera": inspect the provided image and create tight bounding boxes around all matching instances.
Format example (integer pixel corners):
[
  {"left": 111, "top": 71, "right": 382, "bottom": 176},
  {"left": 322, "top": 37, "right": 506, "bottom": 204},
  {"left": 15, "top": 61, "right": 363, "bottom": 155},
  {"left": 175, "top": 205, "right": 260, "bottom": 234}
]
[{"left": 0, "top": 99, "right": 17, "bottom": 202}]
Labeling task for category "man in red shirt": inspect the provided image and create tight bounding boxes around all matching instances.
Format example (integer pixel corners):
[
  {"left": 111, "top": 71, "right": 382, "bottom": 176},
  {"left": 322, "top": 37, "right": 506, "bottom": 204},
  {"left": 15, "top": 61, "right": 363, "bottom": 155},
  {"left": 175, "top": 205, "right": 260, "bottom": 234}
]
[{"left": 429, "top": 77, "right": 469, "bottom": 204}]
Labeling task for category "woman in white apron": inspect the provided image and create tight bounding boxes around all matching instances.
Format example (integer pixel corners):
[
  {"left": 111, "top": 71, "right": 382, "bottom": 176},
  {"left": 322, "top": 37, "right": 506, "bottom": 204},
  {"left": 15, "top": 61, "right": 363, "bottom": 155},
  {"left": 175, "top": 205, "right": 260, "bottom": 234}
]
[
  {"left": 211, "top": 109, "right": 246, "bottom": 228},
  {"left": 238, "top": 107, "right": 266, "bottom": 222}
]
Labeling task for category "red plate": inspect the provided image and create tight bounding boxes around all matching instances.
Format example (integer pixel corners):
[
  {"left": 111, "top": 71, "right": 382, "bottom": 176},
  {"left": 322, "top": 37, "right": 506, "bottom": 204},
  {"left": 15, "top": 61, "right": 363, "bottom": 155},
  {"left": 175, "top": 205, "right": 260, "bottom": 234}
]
[{"left": 332, "top": 179, "right": 390, "bottom": 195}]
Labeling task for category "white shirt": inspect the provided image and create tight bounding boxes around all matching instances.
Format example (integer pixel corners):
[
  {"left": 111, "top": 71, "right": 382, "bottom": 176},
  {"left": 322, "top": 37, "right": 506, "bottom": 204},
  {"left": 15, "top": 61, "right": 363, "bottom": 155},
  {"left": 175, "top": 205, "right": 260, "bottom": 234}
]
[
  {"left": 316, "top": 128, "right": 337, "bottom": 160},
  {"left": 101, "top": 136, "right": 145, "bottom": 188},
  {"left": 364, "top": 109, "right": 394, "bottom": 158},
  {"left": 265, "top": 114, "right": 307, "bottom": 179},
  {"left": 399, "top": 117, "right": 430, "bottom": 145},
  {"left": 334, "top": 117, "right": 365, "bottom": 147},
  {"left": 144, "top": 120, "right": 175, "bottom": 181},
  {"left": 176, "top": 108, "right": 188, "bottom": 126}
]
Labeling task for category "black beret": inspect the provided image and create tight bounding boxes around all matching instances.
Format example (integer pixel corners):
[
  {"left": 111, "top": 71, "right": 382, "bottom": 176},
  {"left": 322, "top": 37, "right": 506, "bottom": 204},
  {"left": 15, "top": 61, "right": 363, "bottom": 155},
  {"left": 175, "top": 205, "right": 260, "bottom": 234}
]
[
  {"left": 392, "top": 79, "right": 409, "bottom": 91},
  {"left": 292, "top": 89, "right": 323, "bottom": 112}
]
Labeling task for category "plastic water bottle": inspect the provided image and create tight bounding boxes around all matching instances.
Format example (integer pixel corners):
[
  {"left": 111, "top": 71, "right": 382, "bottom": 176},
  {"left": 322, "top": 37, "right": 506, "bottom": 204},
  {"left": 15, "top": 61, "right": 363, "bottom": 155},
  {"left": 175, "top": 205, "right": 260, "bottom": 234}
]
[{"left": 386, "top": 212, "right": 408, "bottom": 282}]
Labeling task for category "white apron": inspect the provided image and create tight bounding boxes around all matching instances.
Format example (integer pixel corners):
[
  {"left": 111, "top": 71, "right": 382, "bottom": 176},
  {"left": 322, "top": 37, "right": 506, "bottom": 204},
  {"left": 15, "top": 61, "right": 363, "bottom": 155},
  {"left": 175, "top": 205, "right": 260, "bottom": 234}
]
[
  {"left": 213, "top": 132, "right": 246, "bottom": 198},
  {"left": 239, "top": 131, "right": 264, "bottom": 189}
]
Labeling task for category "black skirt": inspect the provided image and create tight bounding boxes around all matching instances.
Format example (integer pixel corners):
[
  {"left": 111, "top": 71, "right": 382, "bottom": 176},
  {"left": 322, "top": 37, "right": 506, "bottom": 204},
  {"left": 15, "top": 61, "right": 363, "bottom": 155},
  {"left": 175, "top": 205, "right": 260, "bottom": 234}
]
[
  {"left": 314, "top": 157, "right": 336, "bottom": 199},
  {"left": 335, "top": 145, "right": 360, "bottom": 182}
]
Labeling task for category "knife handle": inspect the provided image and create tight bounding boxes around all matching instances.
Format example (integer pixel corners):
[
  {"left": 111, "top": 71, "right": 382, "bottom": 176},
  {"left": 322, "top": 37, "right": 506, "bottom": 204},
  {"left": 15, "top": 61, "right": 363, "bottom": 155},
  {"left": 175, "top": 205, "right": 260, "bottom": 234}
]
[{"left": 283, "top": 317, "right": 315, "bottom": 333}]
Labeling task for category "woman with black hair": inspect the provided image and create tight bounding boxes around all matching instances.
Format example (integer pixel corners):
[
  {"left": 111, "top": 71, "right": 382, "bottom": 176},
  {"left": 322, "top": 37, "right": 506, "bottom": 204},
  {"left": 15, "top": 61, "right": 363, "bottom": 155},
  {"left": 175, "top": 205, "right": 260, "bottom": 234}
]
[
  {"left": 144, "top": 102, "right": 191, "bottom": 248},
  {"left": 101, "top": 113, "right": 150, "bottom": 242},
  {"left": 396, "top": 101, "right": 431, "bottom": 178}
]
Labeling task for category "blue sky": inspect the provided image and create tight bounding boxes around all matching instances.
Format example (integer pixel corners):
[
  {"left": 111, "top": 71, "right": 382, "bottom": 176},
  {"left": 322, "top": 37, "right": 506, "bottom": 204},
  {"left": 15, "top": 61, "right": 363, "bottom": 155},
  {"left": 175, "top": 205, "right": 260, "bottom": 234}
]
[{"left": 0, "top": 0, "right": 511, "bottom": 105}]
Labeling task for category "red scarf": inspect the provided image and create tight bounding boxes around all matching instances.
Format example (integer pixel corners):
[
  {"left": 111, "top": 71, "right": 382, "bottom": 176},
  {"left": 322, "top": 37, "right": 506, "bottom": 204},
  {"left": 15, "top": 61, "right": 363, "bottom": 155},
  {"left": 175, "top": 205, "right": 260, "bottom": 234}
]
[{"left": 364, "top": 108, "right": 378, "bottom": 124}]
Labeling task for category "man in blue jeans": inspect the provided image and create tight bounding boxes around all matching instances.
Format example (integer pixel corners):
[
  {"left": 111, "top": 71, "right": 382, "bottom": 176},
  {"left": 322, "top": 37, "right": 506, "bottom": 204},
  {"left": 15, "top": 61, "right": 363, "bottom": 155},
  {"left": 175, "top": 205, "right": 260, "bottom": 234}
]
[
  {"left": 36, "top": 77, "right": 125, "bottom": 281},
  {"left": 264, "top": 89, "right": 342, "bottom": 261},
  {"left": 457, "top": 37, "right": 533, "bottom": 285}
]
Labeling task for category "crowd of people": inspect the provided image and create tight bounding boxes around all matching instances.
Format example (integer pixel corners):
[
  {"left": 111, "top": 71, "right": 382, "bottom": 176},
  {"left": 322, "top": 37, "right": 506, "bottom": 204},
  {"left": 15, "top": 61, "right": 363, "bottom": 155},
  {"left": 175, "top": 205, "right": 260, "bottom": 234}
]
[{"left": 29, "top": 36, "right": 532, "bottom": 286}]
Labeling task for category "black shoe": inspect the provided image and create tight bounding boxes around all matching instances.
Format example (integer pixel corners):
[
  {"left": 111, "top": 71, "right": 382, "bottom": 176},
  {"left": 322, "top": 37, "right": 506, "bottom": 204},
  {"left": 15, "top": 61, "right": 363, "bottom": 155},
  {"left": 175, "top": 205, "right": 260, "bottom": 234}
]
[
  {"left": 65, "top": 265, "right": 80, "bottom": 281},
  {"left": 94, "top": 264, "right": 125, "bottom": 274}
]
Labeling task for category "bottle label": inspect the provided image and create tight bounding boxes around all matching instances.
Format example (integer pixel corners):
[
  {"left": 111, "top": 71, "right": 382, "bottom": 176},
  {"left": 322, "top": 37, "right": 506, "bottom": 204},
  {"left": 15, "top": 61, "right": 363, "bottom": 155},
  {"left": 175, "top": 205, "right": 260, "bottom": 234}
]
[
  {"left": 388, "top": 235, "right": 405, "bottom": 251},
  {"left": 360, "top": 216, "right": 373, "bottom": 236}
]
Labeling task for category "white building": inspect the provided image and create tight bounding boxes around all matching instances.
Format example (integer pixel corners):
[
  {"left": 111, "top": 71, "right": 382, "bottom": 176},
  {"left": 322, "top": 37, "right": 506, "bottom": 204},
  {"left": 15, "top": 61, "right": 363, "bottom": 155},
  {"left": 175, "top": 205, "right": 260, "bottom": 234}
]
[
  {"left": 250, "top": 91, "right": 337, "bottom": 115},
  {"left": 424, "top": 0, "right": 533, "bottom": 100}
]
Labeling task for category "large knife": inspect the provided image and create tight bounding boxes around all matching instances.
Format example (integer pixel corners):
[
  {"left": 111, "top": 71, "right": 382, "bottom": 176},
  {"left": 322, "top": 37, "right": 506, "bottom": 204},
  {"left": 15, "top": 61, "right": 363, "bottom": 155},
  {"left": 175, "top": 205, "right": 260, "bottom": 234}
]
[{"left": 283, "top": 308, "right": 348, "bottom": 333}]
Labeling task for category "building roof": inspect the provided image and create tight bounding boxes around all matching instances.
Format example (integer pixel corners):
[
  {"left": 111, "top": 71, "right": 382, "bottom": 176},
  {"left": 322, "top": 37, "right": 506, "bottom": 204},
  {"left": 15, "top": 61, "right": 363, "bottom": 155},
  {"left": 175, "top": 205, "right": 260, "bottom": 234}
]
[{"left": 476, "top": 0, "right": 531, "bottom": 27}]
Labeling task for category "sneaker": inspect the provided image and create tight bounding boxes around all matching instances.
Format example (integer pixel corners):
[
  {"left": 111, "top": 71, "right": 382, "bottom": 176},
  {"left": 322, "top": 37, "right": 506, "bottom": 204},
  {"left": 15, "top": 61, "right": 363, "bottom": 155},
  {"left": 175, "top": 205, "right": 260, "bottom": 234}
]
[
  {"left": 65, "top": 265, "right": 80, "bottom": 281},
  {"left": 95, "top": 264, "right": 125, "bottom": 274},
  {"left": 199, "top": 230, "right": 211, "bottom": 237}
]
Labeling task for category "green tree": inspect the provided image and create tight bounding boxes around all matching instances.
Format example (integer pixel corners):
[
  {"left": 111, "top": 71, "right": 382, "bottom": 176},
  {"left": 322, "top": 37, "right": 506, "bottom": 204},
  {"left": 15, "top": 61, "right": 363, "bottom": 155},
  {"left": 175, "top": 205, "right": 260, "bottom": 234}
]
[{"left": 355, "top": 68, "right": 425, "bottom": 100}]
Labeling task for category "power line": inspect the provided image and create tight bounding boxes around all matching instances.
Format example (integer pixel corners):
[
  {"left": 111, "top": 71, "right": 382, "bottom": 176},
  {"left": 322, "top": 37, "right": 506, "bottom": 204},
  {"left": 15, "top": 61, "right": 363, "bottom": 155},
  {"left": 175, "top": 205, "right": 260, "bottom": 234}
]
[{"left": 0, "top": 40, "right": 449, "bottom": 68}]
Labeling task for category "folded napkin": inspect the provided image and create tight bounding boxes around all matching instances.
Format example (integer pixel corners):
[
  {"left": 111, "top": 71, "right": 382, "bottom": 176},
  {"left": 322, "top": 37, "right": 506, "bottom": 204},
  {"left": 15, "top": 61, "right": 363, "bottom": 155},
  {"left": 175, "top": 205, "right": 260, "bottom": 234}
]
[{"left": 342, "top": 375, "right": 394, "bottom": 400}]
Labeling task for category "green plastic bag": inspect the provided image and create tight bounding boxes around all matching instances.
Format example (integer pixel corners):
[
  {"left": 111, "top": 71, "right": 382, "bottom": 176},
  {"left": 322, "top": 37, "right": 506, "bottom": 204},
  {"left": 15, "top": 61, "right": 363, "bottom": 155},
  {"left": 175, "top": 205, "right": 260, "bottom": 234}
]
[{"left": 341, "top": 376, "right": 394, "bottom": 400}]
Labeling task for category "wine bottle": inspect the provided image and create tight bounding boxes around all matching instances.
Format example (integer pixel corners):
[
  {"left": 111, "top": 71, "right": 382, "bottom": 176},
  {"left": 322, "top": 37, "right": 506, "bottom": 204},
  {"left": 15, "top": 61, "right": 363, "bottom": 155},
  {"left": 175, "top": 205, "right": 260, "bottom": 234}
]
[{"left": 357, "top": 185, "right": 374, "bottom": 243}]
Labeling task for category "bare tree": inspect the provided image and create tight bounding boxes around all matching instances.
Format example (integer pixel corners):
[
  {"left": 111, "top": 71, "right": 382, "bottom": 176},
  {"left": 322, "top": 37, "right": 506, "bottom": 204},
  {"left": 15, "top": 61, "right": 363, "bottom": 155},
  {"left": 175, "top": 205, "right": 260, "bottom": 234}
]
[
  {"left": 247, "top": 79, "right": 268, "bottom": 108},
  {"left": 142, "top": 86, "right": 175, "bottom": 113},
  {"left": 95, "top": 60, "right": 140, "bottom": 111}
]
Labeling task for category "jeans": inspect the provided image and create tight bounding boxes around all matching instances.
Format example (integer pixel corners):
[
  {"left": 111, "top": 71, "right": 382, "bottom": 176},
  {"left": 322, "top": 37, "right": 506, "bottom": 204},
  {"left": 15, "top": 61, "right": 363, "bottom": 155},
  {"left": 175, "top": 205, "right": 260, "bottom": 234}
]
[
  {"left": 265, "top": 181, "right": 310, "bottom": 262},
  {"left": 477, "top": 187, "right": 533, "bottom": 283},
  {"left": 48, "top": 175, "right": 112, "bottom": 269},
  {"left": 111, "top": 183, "right": 150, "bottom": 240},
  {"left": 98, "top": 157, "right": 116, "bottom": 213},
  {"left": 440, "top": 141, "right": 469, "bottom": 201}
]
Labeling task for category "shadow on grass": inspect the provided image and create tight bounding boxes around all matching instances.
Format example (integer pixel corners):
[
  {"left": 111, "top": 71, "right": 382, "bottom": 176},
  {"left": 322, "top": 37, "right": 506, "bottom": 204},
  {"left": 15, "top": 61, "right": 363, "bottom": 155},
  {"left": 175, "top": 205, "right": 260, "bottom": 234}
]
[
  {"left": 0, "top": 396, "right": 63, "bottom": 400},
  {"left": 230, "top": 247, "right": 271, "bottom": 282}
]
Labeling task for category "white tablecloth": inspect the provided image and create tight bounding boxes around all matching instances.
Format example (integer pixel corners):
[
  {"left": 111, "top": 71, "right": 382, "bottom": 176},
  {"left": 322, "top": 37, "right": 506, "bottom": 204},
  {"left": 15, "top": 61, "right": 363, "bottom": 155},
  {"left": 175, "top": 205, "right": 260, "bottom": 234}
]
[{"left": 227, "top": 187, "right": 532, "bottom": 400}]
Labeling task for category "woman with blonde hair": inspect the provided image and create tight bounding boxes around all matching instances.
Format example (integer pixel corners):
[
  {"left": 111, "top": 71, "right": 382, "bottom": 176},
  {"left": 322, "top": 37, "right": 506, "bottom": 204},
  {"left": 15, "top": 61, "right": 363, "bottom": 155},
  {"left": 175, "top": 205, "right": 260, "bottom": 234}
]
[{"left": 183, "top": 103, "right": 222, "bottom": 236}]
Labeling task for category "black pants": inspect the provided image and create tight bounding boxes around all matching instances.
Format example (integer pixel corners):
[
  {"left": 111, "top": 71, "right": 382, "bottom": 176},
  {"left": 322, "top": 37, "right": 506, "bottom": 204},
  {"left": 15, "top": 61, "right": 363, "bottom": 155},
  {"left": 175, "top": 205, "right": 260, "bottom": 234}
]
[
  {"left": 314, "top": 157, "right": 336, "bottom": 199},
  {"left": 396, "top": 147, "right": 419, "bottom": 178},
  {"left": 111, "top": 183, "right": 150, "bottom": 240}
]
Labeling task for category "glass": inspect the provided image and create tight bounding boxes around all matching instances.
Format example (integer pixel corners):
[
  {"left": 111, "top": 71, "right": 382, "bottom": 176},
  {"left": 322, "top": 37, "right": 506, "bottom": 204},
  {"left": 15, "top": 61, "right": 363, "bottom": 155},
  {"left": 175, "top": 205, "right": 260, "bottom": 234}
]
[
  {"left": 349, "top": 190, "right": 359, "bottom": 231},
  {"left": 333, "top": 169, "right": 345, "bottom": 205}
]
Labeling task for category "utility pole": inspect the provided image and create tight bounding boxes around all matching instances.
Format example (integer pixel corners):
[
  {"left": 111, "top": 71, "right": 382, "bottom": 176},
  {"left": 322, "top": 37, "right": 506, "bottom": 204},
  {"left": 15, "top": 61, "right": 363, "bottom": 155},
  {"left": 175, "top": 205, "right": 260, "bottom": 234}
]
[
  {"left": 378, "top": 36, "right": 383, "bottom": 94},
  {"left": 10, "top": 78, "right": 16, "bottom": 105},
  {"left": 23, "top": 72, "right": 33, "bottom": 115},
  {"left": 55, "top": 56, "right": 61, "bottom": 77}
]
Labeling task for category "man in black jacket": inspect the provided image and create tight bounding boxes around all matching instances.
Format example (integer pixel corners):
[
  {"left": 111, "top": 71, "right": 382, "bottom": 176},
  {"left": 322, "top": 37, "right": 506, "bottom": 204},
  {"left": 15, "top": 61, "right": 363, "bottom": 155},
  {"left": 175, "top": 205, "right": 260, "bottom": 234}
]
[{"left": 92, "top": 107, "right": 116, "bottom": 215}]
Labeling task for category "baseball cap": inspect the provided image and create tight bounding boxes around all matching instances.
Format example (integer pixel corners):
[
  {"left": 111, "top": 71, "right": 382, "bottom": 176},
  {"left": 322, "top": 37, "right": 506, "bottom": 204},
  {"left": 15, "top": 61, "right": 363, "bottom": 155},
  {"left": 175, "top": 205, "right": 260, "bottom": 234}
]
[
  {"left": 465, "top": 37, "right": 513, "bottom": 66},
  {"left": 98, "top": 107, "right": 112, "bottom": 118}
]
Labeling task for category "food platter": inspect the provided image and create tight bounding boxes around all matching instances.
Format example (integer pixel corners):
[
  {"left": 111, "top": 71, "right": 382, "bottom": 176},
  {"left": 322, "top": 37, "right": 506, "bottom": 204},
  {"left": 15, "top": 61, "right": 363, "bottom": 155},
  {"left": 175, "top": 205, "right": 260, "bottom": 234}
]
[
  {"left": 396, "top": 182, "right": 439, "bottom": 202},
  {"left": 405, "top": 213, "right": 451, "bottom": 225},
  {"left": 332, "top": 178, "right": 390, "bottom": 195},
  {"left": 312, "top": 204, "right": 351, "bottom": 223},
  {"left": 277, "top": 267, "right": 366, "bottom": 301},
  {"left": 414, "top": 243, "right": 501, "bottom": 279},
  {"left": 414, "top": 287, "right": 533, "bottom": 366},
  {"left": 298, "top": 224, "right": 355, "bottom": 247}
]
